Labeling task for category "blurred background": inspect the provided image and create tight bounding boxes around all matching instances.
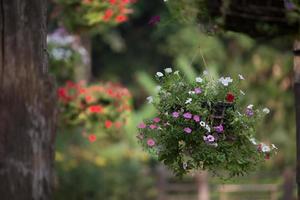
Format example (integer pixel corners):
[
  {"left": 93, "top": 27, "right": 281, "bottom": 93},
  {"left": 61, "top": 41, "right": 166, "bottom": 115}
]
[{"left": 48, "top": 0, "right": 298, "bottom": 199}]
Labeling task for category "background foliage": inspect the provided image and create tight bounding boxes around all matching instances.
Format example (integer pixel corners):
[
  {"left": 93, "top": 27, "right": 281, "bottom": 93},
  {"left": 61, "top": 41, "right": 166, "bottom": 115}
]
[{"left": 49, "top": 0, "right": 297, "bottom": 199}]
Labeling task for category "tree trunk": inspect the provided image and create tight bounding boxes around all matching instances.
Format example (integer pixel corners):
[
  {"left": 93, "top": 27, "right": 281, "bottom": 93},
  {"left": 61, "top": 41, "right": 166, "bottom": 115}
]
[
  {"left": 0, "top": 1, "right": 56, "bottom": 200},
  {"left": 294, "top": 39, "right": 300, "bottom": 200}
]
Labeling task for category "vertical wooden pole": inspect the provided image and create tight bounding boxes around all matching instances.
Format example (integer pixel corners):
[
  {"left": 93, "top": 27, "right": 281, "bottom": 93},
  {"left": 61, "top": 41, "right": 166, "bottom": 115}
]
[
  {"left": 197, "top": 171, "right": 210, "bottom": 200},
  {"left": 74, "top": 33, "right": 91, "bottom": 82},
  {"left": 294, "top": 39, "right": 300, "bottom": 200}
]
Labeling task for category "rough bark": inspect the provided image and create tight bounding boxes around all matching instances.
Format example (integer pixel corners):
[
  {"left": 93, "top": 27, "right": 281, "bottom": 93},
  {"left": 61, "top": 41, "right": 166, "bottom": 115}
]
[
  {"left": 294, "top": 39, "right": 300, "bottom": 200},
  {"left": 0, "top": 0, "right": 56, "bottom": 200}
]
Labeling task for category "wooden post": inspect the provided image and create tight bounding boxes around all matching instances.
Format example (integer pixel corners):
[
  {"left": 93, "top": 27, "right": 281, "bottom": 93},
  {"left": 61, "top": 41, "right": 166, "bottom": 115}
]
[
  {"left": 294, "top": 39, "right": 300, "bottom": 200},
  {"left": 197, "top": 171, "right": 210, "bottom": 200},
  {"left": 0, "top": 0, "right": 56, "bottom": 199},
  {"left": 282, "top": 168, "right": 294, "bottom": 200},
  {"left": 74, "top": 33, "right": 92, "bottom": 81}
]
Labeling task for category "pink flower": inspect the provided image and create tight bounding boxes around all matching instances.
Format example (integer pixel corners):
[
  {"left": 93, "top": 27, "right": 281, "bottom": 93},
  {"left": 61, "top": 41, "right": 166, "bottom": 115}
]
[
  {"left": 147, "top": 138, "right": 156, "bottom": 147},
  {"left": 193, "top": 115, "right": 200, "bottom": 122},
  {"left": 172, "top": 112, "right": 180, "bottom": 118},
  {"left": 138, "top": 122, "right": 146, "bottom": 129},
  {"left": 148, "top": 15, "right": 161, "bottom": 26},
  {"left": 184, "top": 127, "right": 192, "bottom": 134},
  {"left": 194, "top": 88, "right": 202, "bottom": 94},
  {"left": 203, "top": 135, "right": 215, "bottom": 143},
  {"left": 183, "top": 112, "right": 192, "bottom": 119},
  {"left": 153, "top": 117, "right": 161, "bottom": 123},
  {"left": 149, "top": 124, "right": 157, "bottom": 129},
  {"left": 214, "top": 124, "right": 224, "bottom": 133}
]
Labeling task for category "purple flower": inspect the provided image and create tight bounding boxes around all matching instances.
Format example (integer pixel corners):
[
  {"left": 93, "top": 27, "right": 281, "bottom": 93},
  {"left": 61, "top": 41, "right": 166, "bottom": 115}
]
[
  {"left": 214, "top": 124, "right": 224, "bottom": 133},
  {"left": 172, "top": 112, "right": 180, "bottom": 118},
  {"left": 138, "top": 122, "right": 146, "bottom": 129},
  {"left": 183, "top": 112, "right": 192, "bottom": 119},
  {"left": 284, "top": 0, "right": 296, "bottom": 10},
  {"left": 153, "top": 117, "right": 161, "bottom": 123},
  {"left": 149, "top": 124, "right": 157, "bottom": 129},
  {"left": 193, "top": 115, "right": 200, "bottom": 122},
  {"left": 194, "top": 88, "right": 202, "bottom": 94},
  {"left": 245, "top": 108, "right": 254, "bottom": 117},
  {"left": 148, "top": 15, "right": 161, "bottom": 26},
  {"left": 203, "top": 135, "right": 215, "bottom": 143},
  {"left": 184, "top": 127, "right": 192, "bottom": 134}
]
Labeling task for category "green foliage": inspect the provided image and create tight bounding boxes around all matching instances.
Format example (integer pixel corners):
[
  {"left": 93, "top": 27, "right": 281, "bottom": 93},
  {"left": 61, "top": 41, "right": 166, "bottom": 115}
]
[{"left": 137, "top": 69, "right": 276, "bottom": 177}]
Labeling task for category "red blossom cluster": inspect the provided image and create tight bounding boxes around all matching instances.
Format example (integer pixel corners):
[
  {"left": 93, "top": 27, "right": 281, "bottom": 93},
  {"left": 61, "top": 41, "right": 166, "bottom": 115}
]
[
  {"left": 58, "top": 81, "right": 132, "bottom": 142},
  {"left": 81, "top": 0, "right": 137, "bottom": 23}
]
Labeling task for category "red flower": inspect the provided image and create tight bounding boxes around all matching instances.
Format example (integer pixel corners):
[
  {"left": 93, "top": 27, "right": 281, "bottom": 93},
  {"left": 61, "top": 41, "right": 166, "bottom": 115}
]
[
  {"left": 105, "top": 120, "right": 113, "bottom": 128},
  {"left": 103, "top": 9, "right": 113, "bottom": 21},
  {"left": 88, "top": 134, "right": 97, "bottom": 143},
  {"left": 265, "top": 153, "right": 270, "bottom": 160},
  {"left": 226, "top": 92, "right": 235, "bottom": 103},
  {"left": 109, "top": 0, "right": 116, "bottom": 4},
  {"left": 114, "top": 121, "right": 122, "bottom": 129},
  {"left": 89, "top": 105, "right": 103, "bottom": 113},
  {"left": 121, "top": 0, "right": 130, "bottom": 4},
  {"left": 85, "top": 95, "right": 94, "bottom": 103},
  {"left": 115, "top": 15, "right": 128, "bottom": 23},
  {"left": 57, "top": 87, "right": 71, "bottom": 103}
]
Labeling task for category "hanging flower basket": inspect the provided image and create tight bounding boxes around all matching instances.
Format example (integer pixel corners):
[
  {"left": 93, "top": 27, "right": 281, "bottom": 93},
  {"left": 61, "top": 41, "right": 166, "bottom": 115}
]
[
  {"left": 52, "top": 0, "right": 137, "bottom": 33},
  {"left": 137, "top": 68, "right": 277, "bottom": 177},
  {"left": 58, "top": 81, "right": 132, "bottom": 142}
]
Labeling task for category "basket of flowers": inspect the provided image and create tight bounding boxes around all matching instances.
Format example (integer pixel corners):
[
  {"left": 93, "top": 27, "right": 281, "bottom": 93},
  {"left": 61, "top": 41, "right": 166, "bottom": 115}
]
[
  {"left": 137, "top": 68, "right": 277, "bottom": 177},
  {"left": 52, "top": 0, "right": 137, "bottom": 32},
  {"left": 58, "top": 81, "right": 132, "bottom": 142}
]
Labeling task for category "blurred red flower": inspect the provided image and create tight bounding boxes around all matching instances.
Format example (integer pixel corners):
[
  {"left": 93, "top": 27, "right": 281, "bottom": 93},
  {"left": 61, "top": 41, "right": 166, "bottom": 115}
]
[
  {"left": 105, "top": 120, "right": 113, "bottom": 128},
  {"left": 103, "top": 9, "right": 113, "bottom": 21},
  {"left": 115, "top": 15, "right": 128, "bottom": 23},
  {"left": 226, "top": 92, "right": 235, "bottom": 103},
  {"left": 88, "top": 134, "right": 97, "bottom": 143},
  {"left": 89, "top": 105, "right": 103, "bottom": 113}
]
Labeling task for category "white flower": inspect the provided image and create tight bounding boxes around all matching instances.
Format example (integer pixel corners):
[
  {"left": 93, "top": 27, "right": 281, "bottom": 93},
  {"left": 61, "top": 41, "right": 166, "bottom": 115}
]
[
  {"left": 196, "top": 77, "right": 203, "bottom": 83},
  {"left": 164, "top": 68, "right": 172, "bottom": 73},
  {"left": 188, "top": 91, "right": 195, "bottom": 95},
  {"left": 146, "top": 96, "right": 153, "bottom": 103},
  {"left": 205, "top": 125, "right": 211, "bottom": 132},
  {"left": 240, "top": 90, "right": 245, "bottom": 95},
  {"left": 200, "top": 121, "right": 206, "bottom": 127},
  {"left": 247, "top": 104, "right": 254, "bottom": 109},
  {"left": 174, "top": 71, "right": 179, "bottom": 75},
  {"left": 263, "top": 108, "right": 270, "bottom": 114},
  {"left": 219, "top": 77, "right": 233, "bottom": 86},
  {"left": 271, "top": 144, "right": 278, "bottom": 150},
  {"left": 156, "top": 72, "right": 164, "bottom": 77},
  {"left": 211, "top": 143, "right": 218, "bottom": 147},
  {"left": 203, "top": 70, "right": 208, "bottom": 75},
  {"left": 185, "top": 98, "right": 192, "bottom": 104},
  {"left": 155, "top": 86, "right": 161, "bottom": 92},
  {"left": 262, "top": 145, "right": 271, "bottom": 153},
  {"left": 183, "top": 162, "right": 188, "bottom": 170},
  {"left": 249, "top": 138, "right": 257, "bottom": 145},
  {"left": 238, "top": 74, "right": 245, "bottom": 80}
]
